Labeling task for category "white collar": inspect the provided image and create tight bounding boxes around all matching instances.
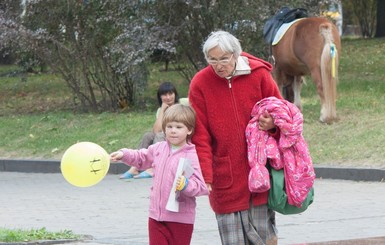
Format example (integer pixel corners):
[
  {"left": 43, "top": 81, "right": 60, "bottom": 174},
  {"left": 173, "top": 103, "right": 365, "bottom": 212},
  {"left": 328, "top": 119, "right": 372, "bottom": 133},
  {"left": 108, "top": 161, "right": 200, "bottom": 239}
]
[
  {"left": 226, "top": 55, "right": 251, "bottom": 79},
  {"left": 234, "top": 55, "right": 251, "bottom": 76}
]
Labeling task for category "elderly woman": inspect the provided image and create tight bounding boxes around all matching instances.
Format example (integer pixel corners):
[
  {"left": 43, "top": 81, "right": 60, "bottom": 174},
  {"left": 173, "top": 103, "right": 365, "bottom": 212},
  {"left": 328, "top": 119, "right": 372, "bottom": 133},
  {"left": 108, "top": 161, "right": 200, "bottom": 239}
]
[{"left": 189, "top": 30, "right": 282, "bottom": 244}]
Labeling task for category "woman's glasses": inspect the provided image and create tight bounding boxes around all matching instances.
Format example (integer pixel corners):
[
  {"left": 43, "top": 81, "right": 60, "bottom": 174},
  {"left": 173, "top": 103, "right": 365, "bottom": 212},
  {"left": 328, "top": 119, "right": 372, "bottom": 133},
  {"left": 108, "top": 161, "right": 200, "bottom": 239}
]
[{"left": 207, "top": 54, "right": 233, "bottom": 66}]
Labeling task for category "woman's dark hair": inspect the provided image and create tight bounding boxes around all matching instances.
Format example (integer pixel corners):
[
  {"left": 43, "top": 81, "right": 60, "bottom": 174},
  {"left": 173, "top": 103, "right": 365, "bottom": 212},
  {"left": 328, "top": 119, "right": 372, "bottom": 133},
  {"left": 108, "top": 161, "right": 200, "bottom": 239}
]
[{"left": 157, "top": 81, "right": 179, "bottom": 106}]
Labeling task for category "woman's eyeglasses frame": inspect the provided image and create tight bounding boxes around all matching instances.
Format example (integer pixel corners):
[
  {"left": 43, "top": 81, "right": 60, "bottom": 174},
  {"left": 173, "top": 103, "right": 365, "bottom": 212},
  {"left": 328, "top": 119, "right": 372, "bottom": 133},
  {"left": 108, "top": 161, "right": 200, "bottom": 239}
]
[{"left": 207, "top": 54, "right": 234, "bottom": 66}]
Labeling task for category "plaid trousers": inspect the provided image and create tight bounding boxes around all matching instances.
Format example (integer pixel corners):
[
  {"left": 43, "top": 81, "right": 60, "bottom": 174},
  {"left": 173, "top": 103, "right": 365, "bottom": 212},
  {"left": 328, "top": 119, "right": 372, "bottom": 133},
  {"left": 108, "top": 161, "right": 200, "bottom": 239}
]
[{"left": 215, "top": 204, "right": 277, "bottom": 245}]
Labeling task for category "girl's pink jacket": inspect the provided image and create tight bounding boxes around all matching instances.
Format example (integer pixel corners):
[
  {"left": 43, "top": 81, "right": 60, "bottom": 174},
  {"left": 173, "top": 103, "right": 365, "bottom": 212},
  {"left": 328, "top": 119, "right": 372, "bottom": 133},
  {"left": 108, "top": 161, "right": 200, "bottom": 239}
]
[
  {"left": 119, "top": 141, "right": 208, "bottom": 224},
  {"left": 246, "top": 97, "right": 316, "bottom": 207}
]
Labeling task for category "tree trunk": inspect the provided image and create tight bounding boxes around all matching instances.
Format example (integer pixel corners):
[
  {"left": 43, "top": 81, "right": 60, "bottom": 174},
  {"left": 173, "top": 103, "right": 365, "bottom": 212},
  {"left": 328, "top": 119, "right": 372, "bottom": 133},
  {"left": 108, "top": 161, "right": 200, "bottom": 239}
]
[{"left": 375, "top": 0, "right": 385, "bottom": 37}]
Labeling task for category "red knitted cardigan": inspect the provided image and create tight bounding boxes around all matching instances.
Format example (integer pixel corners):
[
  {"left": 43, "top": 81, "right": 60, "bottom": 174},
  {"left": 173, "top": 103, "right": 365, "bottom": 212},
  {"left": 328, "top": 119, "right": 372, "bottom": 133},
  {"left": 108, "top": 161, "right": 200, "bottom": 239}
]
[{"left": 189, "top": 52, "right": 283, "bottom": 214}]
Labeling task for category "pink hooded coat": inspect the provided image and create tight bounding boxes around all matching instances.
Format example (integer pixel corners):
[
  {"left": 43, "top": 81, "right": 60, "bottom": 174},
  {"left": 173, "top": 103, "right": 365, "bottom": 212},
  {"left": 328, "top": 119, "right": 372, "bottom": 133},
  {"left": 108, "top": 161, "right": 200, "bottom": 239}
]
[
  {"left": 246, "top": 97, "right": 315, "bottom": 207},
  {"left": 120, "top": 141, "right": 208, "bottom": 224}
]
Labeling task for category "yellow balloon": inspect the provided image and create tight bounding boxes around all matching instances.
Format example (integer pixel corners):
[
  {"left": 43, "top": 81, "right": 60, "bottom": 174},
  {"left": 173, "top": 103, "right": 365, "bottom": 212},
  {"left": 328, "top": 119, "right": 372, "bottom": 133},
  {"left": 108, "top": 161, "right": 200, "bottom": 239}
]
[{"left": 61, "top": 142, "right": 110, "bottom": 187}]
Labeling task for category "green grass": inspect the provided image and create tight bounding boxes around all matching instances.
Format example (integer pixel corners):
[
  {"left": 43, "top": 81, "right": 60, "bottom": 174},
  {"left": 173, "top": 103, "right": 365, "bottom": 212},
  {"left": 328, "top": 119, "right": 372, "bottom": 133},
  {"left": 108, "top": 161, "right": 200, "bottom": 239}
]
[
  {"left": 0, "top": 227, "right": 80, "bottom": 242},
  {"left": 0, "top": 63, "right": 188, "bottom": 159},
  {"left": 0, "top": 111, "right": 154, "bottom": 159},
  {"left": 0, "top": 72, "right": 72, "bottom": 115},
  {"left": 0, "top": 38, "right": 385, "bottom": 169},
  {"left": 300, "top": 37, "right": 385, "bottom": 168}
]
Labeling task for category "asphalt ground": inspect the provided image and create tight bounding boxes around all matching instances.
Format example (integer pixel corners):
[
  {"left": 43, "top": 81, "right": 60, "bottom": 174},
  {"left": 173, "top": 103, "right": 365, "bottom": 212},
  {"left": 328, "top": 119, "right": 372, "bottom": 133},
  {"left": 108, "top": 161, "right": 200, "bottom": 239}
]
[{"left": 1, "top": 170, "right": 385, "bottom": 245}]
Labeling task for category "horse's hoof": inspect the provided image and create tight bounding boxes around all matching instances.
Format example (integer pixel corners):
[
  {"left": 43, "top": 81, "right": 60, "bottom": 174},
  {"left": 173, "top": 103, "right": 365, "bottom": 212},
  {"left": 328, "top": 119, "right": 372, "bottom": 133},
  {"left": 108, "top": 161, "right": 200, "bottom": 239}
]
[{"left": 319, "top": 116, "right": 339, "bottom": 125}]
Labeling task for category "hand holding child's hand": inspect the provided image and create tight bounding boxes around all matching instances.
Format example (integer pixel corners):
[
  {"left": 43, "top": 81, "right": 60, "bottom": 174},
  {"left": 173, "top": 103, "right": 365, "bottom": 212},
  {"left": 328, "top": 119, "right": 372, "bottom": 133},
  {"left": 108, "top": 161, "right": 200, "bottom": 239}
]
[
  {"left": 206, "top": 183, "right": 212, "bottom": 193},
  {"left": 176, "top": 175, "right": 188, "bottom": 192},
  {"left": 110, "top": 151, "right": 123, "bottom": 162}
]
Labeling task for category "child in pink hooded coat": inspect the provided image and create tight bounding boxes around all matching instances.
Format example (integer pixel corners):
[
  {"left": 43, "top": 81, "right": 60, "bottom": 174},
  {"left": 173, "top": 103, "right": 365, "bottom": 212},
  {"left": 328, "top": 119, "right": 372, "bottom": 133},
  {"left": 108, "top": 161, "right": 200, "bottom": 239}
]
[{"left": 110, "top": 104, "right": 208, "bottom": 245}]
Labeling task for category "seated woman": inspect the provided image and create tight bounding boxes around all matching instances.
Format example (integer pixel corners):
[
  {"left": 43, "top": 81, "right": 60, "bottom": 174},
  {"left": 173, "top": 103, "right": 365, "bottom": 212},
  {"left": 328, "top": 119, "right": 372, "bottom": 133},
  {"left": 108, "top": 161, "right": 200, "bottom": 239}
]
[{"left": 120, "top": 81, "right": 180, "bottom": 179}]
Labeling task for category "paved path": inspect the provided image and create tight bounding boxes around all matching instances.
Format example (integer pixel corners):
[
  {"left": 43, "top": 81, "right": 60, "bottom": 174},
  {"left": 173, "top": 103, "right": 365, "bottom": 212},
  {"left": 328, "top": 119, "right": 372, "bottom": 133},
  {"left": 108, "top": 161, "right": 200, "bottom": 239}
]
[{"left": 1, "top": 172, "right": 385, "bottom": 245}]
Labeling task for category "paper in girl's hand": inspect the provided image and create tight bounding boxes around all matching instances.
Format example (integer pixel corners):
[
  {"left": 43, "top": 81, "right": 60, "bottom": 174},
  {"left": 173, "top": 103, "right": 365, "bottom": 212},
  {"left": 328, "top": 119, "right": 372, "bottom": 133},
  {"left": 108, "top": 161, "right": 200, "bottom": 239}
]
[
  {"left": 182, "top": 160, "right": 194, "bottom": 178},
  {"left": 166, "top": 158, "right": 193, "bottom": 212}
]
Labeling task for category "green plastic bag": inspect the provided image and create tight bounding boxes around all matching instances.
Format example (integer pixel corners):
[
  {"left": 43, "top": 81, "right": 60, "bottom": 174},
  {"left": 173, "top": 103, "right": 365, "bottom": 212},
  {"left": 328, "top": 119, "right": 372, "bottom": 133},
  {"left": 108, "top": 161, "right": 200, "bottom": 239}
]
[{"left": 267, "top": 168, "right": 314, "bottom": 215}]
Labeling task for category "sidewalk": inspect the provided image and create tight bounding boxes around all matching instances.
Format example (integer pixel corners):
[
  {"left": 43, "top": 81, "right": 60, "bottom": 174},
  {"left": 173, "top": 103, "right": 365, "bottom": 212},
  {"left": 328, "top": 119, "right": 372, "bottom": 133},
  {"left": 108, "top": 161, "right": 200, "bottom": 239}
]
[{"left": 1, "top": 171, "right": 385, "bottom": 245}]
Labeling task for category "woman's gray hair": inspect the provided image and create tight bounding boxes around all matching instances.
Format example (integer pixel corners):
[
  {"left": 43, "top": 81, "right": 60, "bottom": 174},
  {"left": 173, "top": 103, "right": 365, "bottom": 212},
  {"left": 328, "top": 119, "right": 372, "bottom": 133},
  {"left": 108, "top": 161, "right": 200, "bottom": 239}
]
[{"left": 202, "top": 31, "right": 242, "bottom": 60}]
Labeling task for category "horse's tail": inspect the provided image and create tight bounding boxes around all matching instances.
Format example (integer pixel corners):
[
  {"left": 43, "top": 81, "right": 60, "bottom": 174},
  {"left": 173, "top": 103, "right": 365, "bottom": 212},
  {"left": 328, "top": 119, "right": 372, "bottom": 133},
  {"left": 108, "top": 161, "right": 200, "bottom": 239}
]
[{"left": 319, "top": 23, "right": 339, "bottom": 123}]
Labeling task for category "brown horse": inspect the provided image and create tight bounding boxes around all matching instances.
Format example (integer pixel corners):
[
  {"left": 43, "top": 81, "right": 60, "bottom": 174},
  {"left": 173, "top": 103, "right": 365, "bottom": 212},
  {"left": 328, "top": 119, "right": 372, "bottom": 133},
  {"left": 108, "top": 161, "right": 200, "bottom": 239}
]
[{"left": 271, "top": 17, "right": 341, "bottom": 124}]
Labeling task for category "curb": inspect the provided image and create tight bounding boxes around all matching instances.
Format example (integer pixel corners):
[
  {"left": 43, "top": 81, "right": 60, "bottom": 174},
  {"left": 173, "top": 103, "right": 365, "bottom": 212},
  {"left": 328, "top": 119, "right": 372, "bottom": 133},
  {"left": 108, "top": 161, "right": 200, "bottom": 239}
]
[
  {"left": 1, "top": 159, "right": 384, "bottom": 182},
  {"left": 298, "top": 236, "right": 385, "bottom": 245},
  {"left": 315, "top": 165, "right": 385, "bottom": 182},
  {"left": 0, "top": 235, "right": 93, "bottom": 245},
  {"left": 0, "top": 240, "right": 78, "bottom": 245},
  {"left": 0, "top": 159, "right": 128, "bottom": 175}
]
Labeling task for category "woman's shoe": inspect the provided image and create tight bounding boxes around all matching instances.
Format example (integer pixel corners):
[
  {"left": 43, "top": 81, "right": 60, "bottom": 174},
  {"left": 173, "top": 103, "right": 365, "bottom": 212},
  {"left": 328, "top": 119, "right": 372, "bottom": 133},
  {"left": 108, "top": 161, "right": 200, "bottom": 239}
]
[
  {"left": 133, "top": 171, "right": 153, "bottom": 179},
  {"left": 119, "top": 171, "right": 135, "bottom": 179}
]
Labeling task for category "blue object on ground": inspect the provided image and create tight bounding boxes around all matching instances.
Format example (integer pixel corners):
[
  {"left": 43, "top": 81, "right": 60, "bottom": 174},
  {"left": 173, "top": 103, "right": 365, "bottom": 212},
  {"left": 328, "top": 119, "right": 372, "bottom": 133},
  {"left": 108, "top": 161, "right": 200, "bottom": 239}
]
[
  {"left": 134, "top": 171, "right": 153, "bottom": 179},
  {"left": 119, "top": 171, "right": 135, "bottom": 179}
]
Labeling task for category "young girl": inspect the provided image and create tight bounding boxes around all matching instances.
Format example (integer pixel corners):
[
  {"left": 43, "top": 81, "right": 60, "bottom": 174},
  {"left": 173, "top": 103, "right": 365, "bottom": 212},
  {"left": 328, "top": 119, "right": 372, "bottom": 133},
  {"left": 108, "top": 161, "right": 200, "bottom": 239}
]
[{"left": 110, "top": 104, "right": 208, "bottom": 245}]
